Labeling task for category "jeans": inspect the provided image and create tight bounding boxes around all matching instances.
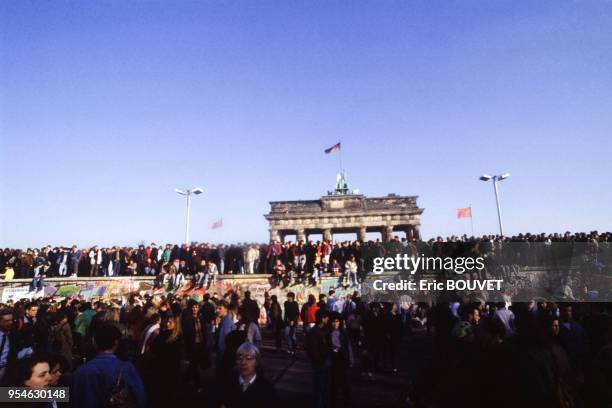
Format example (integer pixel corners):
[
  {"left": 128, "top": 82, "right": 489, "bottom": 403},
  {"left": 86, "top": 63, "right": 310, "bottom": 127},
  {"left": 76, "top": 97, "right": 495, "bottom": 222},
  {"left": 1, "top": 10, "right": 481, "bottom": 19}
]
[
  {"left": 348, "top": 271, "right": 358, "bottom": 286},
  {"left": 293, "top": 255, "right": 307, "bottom": 272},
  {"left": 219, "top": 260, "right": 225, "bottom": 274},
  {"left": 247, "top": 261, "right": 255, "bottom": 274},
  {"left": 58, "top": 263, "right": 67, "bottom": 276},
  {"left": 90, "top": 264, "right": 99, "bottom": 277},
  {"left": 30, "top": 276, "right": 44, "bottom": 291},
  {"left": 71, "top": 261, "right": 79, "bottom": 276},
  {"left": 204, "top": 273, "right": 216, "bottom": 289},
  {"left": 285, "top": 325, "right": 297, "bottom": 351},
  {"left": 113, "top": 261, "right": 121, "bottom": 276}
]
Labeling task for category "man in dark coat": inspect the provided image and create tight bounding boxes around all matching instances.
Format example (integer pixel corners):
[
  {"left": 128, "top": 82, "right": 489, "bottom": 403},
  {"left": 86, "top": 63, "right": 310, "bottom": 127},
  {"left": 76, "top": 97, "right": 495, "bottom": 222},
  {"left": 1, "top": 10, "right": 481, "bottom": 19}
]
[
  {"left": 181, "top": 300, "right": 209, "bottom": 388},
  {"left": 283, "top": 292, "right": 299, "bottom": 354},
  {"left": 241, "top": 291, "right": 260, "bottom": 324},
  {"left": 306, "top": 309, "right": 331, "bottom": 408}
]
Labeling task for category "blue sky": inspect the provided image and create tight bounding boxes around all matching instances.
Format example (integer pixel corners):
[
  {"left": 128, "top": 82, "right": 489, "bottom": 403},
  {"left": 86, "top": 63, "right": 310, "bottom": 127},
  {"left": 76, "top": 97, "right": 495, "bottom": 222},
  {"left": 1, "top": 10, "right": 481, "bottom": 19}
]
[{"left": 1, "top": 1, "right": 611, "bottom": 247}]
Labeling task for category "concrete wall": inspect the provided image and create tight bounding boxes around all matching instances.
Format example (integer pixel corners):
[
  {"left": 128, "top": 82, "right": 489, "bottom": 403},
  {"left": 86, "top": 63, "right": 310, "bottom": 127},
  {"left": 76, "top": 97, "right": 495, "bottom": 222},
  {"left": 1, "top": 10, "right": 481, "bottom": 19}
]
[{"left": 0, "top": 274, "right": 358, "bottom": 308}]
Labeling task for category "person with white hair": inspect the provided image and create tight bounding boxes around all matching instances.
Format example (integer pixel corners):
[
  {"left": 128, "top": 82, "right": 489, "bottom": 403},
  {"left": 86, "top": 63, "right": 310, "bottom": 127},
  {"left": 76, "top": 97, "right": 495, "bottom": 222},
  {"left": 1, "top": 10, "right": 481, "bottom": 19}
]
[{"left": 219, "top": 342, "right": 275, "bottom": 407}]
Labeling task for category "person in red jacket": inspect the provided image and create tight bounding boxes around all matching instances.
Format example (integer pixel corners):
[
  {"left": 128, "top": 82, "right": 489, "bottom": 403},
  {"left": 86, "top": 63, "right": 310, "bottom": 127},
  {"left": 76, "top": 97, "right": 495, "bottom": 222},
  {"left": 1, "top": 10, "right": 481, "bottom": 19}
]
[{"left": 301, "top": 294, "right": 319, "bottom": 333}]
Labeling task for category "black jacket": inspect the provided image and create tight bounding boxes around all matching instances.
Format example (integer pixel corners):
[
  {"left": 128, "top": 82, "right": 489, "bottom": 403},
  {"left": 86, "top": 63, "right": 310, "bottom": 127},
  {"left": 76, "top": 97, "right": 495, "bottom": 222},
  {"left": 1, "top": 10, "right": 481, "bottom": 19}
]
[
  {"left": 306, "top": 324, "right": 330, "bottom": 366},
  {"left": 241, "top": 298, "right": 260, "bottom": 324},
  {"left": 181, "top": 313, "right": 207, "bottom": 352},
  {"left": 284, "top": 300, "right": 299, "bottom": 324},
  {"left": 220, "top": 373, "right": 276, "bottom": 408}
]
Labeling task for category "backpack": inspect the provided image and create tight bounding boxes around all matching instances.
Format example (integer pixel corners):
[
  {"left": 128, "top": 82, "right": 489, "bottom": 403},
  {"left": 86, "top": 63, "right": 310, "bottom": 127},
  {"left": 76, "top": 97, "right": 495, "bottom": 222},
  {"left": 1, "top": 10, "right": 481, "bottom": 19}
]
[{"left": 107, "top": 365, "right": 137, "bottom": 408}]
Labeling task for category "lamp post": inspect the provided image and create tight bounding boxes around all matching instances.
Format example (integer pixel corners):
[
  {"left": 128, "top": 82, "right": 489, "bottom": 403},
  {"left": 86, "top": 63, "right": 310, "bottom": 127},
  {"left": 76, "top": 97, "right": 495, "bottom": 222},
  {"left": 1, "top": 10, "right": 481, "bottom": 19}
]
[
  {"left": 175, "top": 187, "right": 204, "bottom": 245},
  {"left": 479, "top": 173, "right": 510, "bottom": 236}
]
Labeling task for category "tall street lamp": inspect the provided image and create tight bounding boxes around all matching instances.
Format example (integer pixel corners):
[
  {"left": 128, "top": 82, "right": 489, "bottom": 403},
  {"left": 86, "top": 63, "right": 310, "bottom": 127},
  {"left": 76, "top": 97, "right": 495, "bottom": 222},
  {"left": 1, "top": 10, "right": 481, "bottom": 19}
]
[
  {"left": 479, "top": 173, "right": 510, "bottom": 236},
  {"left": 175, "top": 187, "right": 204, "bottom": 245}
]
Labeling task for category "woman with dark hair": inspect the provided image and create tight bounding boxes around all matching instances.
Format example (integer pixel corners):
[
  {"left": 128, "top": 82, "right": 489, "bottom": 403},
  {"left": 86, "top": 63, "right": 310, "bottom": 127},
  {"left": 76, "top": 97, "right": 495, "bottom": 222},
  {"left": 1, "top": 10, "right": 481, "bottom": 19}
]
[{"left": 8, "top": 354, "right": 53, "bottom": 408}]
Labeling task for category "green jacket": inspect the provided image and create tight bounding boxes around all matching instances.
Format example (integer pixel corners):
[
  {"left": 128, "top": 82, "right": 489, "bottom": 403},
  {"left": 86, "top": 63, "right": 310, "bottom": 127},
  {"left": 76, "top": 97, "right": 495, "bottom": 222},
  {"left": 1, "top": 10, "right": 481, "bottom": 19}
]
[{"left": 74, "top": 308, "right": 96, "bottom": 337}]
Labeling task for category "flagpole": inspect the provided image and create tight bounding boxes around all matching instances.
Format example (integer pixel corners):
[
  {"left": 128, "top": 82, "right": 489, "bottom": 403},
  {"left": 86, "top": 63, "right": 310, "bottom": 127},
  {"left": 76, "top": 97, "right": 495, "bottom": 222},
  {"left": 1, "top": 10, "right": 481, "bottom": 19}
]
[
  {"left": 469, "top": 205, "right": 474, "bottom": 237},
  {"left": 338, "top": 140, "right": 343, "bottom": 174}
]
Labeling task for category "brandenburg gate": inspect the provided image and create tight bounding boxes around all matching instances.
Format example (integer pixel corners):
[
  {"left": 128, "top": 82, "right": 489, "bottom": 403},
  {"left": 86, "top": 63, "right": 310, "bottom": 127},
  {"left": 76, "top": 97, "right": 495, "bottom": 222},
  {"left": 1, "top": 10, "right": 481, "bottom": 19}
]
[{"left": 264, "top": 173, "right": 423, "bottom": 243}]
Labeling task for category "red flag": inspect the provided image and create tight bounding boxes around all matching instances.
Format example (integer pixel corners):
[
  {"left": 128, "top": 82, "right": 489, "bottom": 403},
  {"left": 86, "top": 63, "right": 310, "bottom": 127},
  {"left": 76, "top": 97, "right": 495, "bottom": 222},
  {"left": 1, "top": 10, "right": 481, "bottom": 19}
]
[
  {"left": 457, "top": 207, "right": 472, "bottom": 219},
  {"left": 324, "top": 142, "right": 341, "bottom": 154},
  {"left": 211, "top": 219, "right": 223, "bottom": 229}
]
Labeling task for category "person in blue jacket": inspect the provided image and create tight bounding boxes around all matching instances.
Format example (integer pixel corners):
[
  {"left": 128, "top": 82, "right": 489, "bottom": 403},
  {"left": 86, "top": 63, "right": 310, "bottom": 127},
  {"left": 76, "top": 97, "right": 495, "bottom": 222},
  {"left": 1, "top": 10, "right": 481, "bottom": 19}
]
[{"left": 72, "top": 324, "right": 146, "bottom": 408}]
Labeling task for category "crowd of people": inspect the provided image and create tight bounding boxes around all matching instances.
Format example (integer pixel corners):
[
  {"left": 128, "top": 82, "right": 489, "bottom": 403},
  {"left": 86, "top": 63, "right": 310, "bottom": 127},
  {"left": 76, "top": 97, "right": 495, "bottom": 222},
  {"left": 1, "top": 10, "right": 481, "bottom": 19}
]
[
  {"left": 0, "top": 286, "right": 402, "bottom": 408},
  {"left": 408, "top": 300, "right": 612, "bottom": 408},
  {"left": 0, "top": 286, "right": 611, "bottom": 406},
  {"left": 0, "top": 231, "right": 611, "bottom": 406},
  {"left": 1, "top": 230, "right": 610, "bottom": 290}
]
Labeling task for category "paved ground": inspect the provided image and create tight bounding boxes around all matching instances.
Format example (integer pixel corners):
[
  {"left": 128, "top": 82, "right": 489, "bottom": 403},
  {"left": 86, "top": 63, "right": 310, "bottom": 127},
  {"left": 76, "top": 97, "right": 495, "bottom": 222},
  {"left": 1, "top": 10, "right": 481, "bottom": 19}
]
[{"left": 176, "top": 326, "right": 431, "bottom": 408}]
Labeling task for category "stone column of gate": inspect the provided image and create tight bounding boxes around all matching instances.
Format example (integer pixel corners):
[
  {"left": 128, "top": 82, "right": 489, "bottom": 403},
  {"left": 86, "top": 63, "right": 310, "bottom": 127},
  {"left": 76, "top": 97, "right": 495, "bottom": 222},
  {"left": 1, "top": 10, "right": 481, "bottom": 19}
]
[
  {"left": 296, "top": 228, "right": 306, "bottom": 243},
  {"left": 323, "top": 228, "right": 332, "bottom": 242},
  {"left": 270, "top": 229, "right": 280, "bottom": 242},
  {"left": 358, "top": 226, "right": 367, "bottom": 242},
  {"left": 385, "top": 225, "right": 395, "bottom": 242},
  {"left": 413, "top": 225, "right": 421, "bottom": 240},
  {"left": 406, "top": 225, "right": 414, "bottom": 241}
]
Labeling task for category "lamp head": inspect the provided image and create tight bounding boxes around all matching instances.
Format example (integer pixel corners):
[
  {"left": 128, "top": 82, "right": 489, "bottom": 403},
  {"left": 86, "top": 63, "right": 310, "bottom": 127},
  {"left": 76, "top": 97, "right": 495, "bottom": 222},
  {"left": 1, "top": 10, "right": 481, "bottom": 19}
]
[
  {"left": 479, "top": 174, "right": 492, "bottom": 182},
  {"left": 498, "top": 173, "right": 511, "bottom": 180},
  {"left": 191, "top": 187, "right": 204, "bottom": 195},
  {"left": 175, "top": 188, "right": 188, "bottom": 196}
]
